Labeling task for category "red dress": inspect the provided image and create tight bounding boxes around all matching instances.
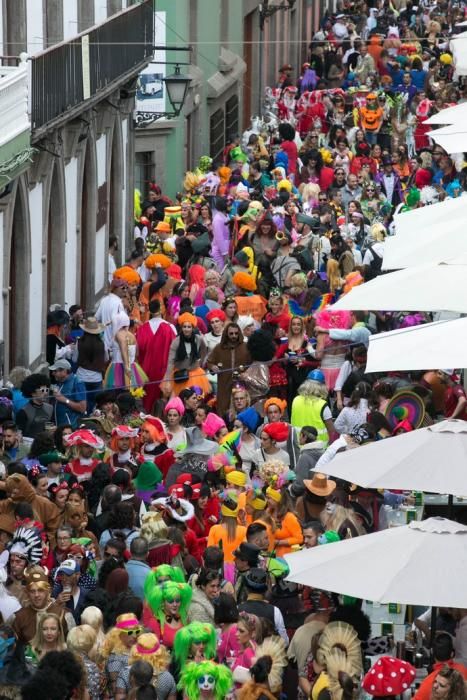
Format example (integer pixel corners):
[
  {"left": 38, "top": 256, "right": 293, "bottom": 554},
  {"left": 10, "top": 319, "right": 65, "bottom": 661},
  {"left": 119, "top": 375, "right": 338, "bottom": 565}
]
[{"left": 136, "top": 319, "right": 176, "bottom": 412}]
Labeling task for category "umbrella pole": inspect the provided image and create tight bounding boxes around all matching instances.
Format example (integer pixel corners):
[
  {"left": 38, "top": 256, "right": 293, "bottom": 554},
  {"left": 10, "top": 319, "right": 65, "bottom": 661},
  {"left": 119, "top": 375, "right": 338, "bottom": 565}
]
[
  {"left": 430, "top": 606, "right": 437, "bottom": 660},
  {"left": 448, "top": 493, "right": 454, "bottom": 520}
]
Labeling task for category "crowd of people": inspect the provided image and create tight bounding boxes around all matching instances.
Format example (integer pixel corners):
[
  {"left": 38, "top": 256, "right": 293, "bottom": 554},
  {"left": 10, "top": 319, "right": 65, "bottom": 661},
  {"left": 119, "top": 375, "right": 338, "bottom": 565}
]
[{"left": 1, "top": 0, "right": 467, "bottom": 698}]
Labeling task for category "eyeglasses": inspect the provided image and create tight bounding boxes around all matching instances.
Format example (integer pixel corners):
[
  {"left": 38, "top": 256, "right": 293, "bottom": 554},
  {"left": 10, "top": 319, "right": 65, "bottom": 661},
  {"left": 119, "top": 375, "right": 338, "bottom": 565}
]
[{"left": 57, "top": 535, "right": 71, "bottom": 541}]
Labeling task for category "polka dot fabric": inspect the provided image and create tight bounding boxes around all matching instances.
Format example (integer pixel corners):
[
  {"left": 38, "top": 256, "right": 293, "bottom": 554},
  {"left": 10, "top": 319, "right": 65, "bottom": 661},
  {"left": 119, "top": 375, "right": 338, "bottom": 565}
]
[{"left": 362, "top": 656, "right": 417, "bottom": 696}]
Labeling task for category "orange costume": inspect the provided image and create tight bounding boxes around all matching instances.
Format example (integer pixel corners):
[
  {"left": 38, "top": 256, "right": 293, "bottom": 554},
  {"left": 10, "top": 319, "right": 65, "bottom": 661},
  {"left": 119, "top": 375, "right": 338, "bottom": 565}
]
[
  {"left": 207, "top": 523, "right": 247, "bottom": 563},
  {"left": 273, "top": 511, "right": 303, "bottom": 557},
  {"left": 234, "top": 295, "right": 268, "bottom": 323}
]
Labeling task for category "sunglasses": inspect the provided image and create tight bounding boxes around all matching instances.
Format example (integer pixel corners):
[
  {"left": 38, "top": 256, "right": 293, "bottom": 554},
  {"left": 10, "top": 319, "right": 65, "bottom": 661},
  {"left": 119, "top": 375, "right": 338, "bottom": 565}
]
[{"left": 120, "top": 626, "right": 143, "bottom": 636}]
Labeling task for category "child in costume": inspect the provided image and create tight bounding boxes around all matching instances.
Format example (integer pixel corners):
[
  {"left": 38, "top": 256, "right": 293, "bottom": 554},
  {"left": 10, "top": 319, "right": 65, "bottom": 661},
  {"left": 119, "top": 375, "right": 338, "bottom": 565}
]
[
  {"left": 178, "top": 660, "right": 233, "bottom": 700},
  {"left": 128, "top": 632, "right": 176, "bottom": 698},
  {"left": 142, "top": 579, "right": 192, "bottom": 649}
]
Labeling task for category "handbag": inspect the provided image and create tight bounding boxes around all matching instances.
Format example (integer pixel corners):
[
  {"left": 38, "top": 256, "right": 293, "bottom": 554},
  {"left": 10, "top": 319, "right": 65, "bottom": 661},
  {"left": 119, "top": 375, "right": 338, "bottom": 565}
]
[{"left": 173, "top": 369, "right": 189, "bottom": 384}]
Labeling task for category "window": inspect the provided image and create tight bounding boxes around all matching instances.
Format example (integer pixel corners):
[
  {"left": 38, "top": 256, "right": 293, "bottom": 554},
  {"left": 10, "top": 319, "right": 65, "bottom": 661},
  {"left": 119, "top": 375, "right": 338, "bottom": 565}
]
[
  {"left": 45, "top": 0, "right": 63, "bottom": 46},
  {"left": 210, "top": 109, "right": 225, "bottom": 163},
  {"left": 135, "top": 151, "right": 155, "bottom": 197},
  {"left": 77, "top": 0, "right": 95, "bottom": 33},
  {"left": 107, "top": 0, "right": 123, "bottom": 15},
  {"left": 225, "top": 94, "right": 239, "bottom": 143}
]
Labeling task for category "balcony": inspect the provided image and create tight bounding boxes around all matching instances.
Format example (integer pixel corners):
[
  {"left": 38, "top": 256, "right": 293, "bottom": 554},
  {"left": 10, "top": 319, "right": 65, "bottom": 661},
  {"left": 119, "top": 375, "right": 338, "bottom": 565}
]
[
  {"left": 0, "top": 58, "right": 30, "bottom": 154},
  {"left": 31, "top": 0, "right": 154, "bottom": 139}
]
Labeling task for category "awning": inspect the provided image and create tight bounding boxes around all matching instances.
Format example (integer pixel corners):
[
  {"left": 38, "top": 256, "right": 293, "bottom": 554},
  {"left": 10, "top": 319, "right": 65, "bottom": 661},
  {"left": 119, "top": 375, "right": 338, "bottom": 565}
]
[
  {"left": 365, "top": 318, "right": 467, "bottom": 373},
  {"left": 427, "top": 123, "right": 467, "bottom": 154},
  {"left": 382, "top": 196, "right": 467, "bottom": 270},
  {"left": 331, "top": 263, "right": 467, "bottom": 313},
  {"left": 424, "top": 100, "right": 467, "bottom": 126}
]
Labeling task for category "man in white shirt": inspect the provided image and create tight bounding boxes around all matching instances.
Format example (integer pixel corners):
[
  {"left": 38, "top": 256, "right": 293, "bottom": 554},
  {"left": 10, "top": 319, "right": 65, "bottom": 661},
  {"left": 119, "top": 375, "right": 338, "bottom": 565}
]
[{"left": 95, "top": 278, "right": 127, "bottom": 355}]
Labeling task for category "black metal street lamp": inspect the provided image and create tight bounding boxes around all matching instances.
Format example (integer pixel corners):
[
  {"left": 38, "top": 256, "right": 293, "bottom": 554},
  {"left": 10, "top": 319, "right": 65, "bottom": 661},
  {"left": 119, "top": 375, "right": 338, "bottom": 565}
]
[{"left": 164, "top": 64, "right": 191, "bottom": 117}]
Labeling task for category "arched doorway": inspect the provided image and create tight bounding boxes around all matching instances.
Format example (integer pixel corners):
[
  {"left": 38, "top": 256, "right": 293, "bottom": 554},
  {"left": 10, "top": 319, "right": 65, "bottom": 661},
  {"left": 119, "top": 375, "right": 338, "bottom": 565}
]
[
  {"left": 80, "top": 140, "right": 97, "bottom": 311},
  {"left": 46, "top": 161, "right": 66, "bottom": 308},
  {"left": 8, "top": 182, "right": 30, "bottom": 368},
  {"left": 109, "top": 119, "right": 124, "bottom": 266}
]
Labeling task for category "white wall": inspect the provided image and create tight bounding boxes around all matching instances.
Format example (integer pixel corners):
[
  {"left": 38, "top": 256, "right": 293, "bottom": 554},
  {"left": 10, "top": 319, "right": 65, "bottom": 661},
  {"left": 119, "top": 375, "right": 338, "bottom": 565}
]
[
  {"left": 26, "top": 0, "right": 44, "bottom": 55},
  {"left": 94, "top": 0, "right": 108, "bottom": 25},
  {"left": 63, "top": 0, "right": 78, "bottom": 40},
  {"left": 95, "top": 225, "right": 106, "bottom": 293},
  {"left": 96, "top": 134, "right": 107, "bottom": 187},
  {"left": 64, "top": 157, "right": 78, "bottom": 305},
  {"left": 28, "top": 184, "right": 43, "bottom": 364},
  {"left": 121, "top": 117, "right": 128, "bottom": 243},
  {"left": 0, "top": 2, "right": 4, "bottom": 57}
]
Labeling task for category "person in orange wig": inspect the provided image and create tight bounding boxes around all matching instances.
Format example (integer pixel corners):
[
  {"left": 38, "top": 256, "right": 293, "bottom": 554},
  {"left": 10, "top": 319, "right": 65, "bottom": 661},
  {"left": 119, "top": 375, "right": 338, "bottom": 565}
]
[{"left": 139, "top": 415, "right": 175, "bottom": 479}]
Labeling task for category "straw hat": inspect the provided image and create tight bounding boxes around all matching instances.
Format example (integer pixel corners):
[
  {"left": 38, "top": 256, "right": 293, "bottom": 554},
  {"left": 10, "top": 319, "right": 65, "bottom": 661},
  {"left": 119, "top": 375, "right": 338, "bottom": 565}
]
[
  {"left": 303, "top": 473, "right": 336, "bottom": 497},
  {"left": 79, "top": 316, "right": 105, "bottom": 335}
]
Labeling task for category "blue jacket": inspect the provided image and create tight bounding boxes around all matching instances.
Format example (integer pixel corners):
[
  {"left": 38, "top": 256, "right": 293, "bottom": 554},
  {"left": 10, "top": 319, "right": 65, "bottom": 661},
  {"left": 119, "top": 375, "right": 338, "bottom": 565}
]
[{"left": 125, "top": 559, "right": 151, "bottom": 600}]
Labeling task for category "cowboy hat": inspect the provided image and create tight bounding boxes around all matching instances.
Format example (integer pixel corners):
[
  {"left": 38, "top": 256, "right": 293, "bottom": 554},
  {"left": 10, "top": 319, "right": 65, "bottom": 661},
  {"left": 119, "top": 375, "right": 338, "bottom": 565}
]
[
  {"left": 303, "top": 473, "right": 336, "bottom": 497},
  {"left": 79, "top": 316, "right": 105, "bottom": 334}
]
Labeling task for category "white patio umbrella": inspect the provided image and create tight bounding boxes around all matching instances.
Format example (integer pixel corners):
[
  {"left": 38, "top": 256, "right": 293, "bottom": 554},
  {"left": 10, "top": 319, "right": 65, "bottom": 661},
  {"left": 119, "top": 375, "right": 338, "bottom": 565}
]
[
  {"left": 331, "top": 263, "right": 467, "bottom": 312},
  {"left": 428, "top": 123, "right": 467, "bottom": 154},
  {"left": 285, "top": 517, "right": 467, "bottom": 607},
  {"left": 425, "top": 101, "right": 467, "bottom": 126},
  {"left": 451, "top": 31, "right": 467, "bottom": 76},
  {"left": 382, "top": 196, "right": 467, "bottom": 270},
  {"left": 311, "top": 420, "right": 467, "bottom": 497},
  {"left": 365, "top": 318, "right": 467, "bottom": 373}
]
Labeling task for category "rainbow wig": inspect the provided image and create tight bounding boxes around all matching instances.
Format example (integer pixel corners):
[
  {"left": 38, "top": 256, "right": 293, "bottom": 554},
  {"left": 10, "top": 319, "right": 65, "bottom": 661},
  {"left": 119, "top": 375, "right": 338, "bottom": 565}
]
[
  {"left": 178, "top": 660, "right": 233, "bottom": 700},
  {"left": 143, "top": 566, "right": 185, "bottom": 600},
  {"left": 146, "top": 580, "right": 192, "bottom": 631},
  {"left": 173, "top": 622, "right": 217, "bottom": 668}
]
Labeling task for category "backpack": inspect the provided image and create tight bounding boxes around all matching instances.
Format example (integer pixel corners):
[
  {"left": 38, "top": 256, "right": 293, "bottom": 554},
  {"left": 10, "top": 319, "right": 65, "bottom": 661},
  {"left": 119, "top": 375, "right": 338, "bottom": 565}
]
[{"left": 366, "top": 245, "right": 383, "bottom": 280}]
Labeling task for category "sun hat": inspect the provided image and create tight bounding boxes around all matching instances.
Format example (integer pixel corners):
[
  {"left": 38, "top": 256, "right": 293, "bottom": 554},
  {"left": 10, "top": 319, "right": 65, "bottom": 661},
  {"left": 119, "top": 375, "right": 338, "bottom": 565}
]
[
  {"left": 303, "top": 473, "right": 337, "bottom": 497},
  {"left": 79, "top": 317, "right": 105, "bottom": 334}
]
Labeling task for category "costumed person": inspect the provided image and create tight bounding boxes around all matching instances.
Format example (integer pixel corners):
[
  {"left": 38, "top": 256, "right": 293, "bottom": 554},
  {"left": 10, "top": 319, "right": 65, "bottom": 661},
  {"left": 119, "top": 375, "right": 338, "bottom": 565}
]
[
  {"left": 178, "top": 660, "right": 233, "bottom": 700},
  {"left": 207, "top": 323, "right": 251, "bottom": 416},
  {"left": 164, "top": 312, "right": 211, "bottom": 397},
  {"left": 139, "top": 415, "right": 175, "bottom": 479},
  {"left": 64, "top": 429, "right": 104, "bottom": 484},
  {"left": 142, "top": 578, "right": 192, "bottom": 649},
  {"left": 237, "top": 639, "right": 288, "bottom": 700},
  {"left": 136, "top": 298, "right": 177, "bottom": 412},
  {"left": 108, "top": 425, "right": 139, "bottom": 474},
  {"left": 362, "top": 656, "right": 417, "bottom": 698},
  {"left": 102, "top": 613, "right": 142, "bottom": 699},
  {"left": 313, "top": 621, "right": 363, "bottom": 700},
  {"left": 265, "top": 485, "right": 303, "bottom": 557},
  {"left": 164, "top": 397, "right": 187, "bottom": 452},
  {"left": 172, "top": 622, "right": 218, "bottom": 680},
  {"left": 12, "top": 566, "right": 67, "bottom": 644},
  {"left": 104, "top": 311, "right": 148, "bottom": 390},
  {"left": 291, "top": 370, "right": 334, "bottom": 444},
  {"left": 133, "top": 460, "right": 163, "bottom": 505},
  {"left": 0, "top": 475, "right": 61, "bottom": 544},
  {"left": 233, "top": 272, "right": 267, "bottom": 324},
  {"left": 207, "top": 495, "right": 247, "bottom": 581},
  {"left": 128, "top": 632, "right": 176, "bottom": 698}
]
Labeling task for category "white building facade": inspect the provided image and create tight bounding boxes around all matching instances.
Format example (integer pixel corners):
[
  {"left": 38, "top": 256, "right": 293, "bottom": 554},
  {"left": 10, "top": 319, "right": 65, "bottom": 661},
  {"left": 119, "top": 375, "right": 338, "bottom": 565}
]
[{"left": 0, "top": 0, "right": 153, "bottom": 376}]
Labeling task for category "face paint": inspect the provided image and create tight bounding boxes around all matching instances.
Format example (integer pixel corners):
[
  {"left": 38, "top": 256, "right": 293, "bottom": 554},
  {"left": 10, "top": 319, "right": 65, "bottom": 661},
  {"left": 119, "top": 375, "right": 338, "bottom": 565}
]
[{"left": 198, "top": 675, "right": 216, "bottom": 692}]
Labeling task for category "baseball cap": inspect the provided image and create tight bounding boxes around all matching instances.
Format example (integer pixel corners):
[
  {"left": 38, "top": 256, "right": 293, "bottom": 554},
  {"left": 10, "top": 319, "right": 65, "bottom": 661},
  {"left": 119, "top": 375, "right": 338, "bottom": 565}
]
[
  {"left": 49, "top": 359, "right": 71, "bottom": 371},
  {"left": 57, "top": 558, "right": 80, "bottom": 576}
]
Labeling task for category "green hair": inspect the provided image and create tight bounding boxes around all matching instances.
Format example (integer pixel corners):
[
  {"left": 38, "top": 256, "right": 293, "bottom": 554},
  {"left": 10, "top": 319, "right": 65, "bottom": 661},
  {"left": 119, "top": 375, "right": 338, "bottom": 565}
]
[
  {"left": 178, "top": 660, "right": 233, "bottom": 700},
  {"left": 143, "top": 565, "right": 186, "bottom": 603},
  {"left": 146, "top": 580, "right": 192, "bottom": 630},
  {"left": 173, "top": 622, "right": 217, "bottom": 668}
]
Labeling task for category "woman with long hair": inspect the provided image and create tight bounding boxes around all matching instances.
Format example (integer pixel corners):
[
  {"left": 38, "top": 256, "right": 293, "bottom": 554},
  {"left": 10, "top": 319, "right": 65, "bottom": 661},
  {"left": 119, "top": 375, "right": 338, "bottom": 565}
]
[
  {"left": 300, "top": 149, "right": 334, "bottom": 191},
  {"left": 276, "top": 316, "right": 316, "bottom": 414},
  {"left": 222, "top": 296, "right": 239, "bottom": 324},
  {"left": 26, "top": 612, "right": 66, "bottom": 664},
  {"left": 143, "top": 578, "right": 192, "bottom": 649},
  {"left": 360, "top": 181, "right": 387, "bottom": 224},
  {"left": 187, "top": 567, "right": 220, "bottom": 624},
  {"left": 165, "top": 312, "right": 210, "bottom": 397},
  {"left": 250, "top": 215, "right": 278, "bottom": 259},
  {"left": 104, "top": 312, "right": 148, "bottom": 391}
]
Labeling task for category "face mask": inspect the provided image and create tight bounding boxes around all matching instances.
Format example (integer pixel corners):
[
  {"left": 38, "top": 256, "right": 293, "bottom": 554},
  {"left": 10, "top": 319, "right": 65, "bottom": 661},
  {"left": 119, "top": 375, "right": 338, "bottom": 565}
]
[{"left": 198, "top": 675, "right": 216, "bottom": 692}]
